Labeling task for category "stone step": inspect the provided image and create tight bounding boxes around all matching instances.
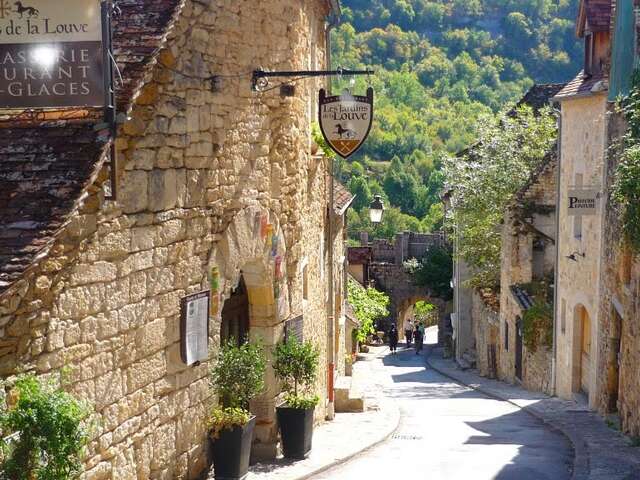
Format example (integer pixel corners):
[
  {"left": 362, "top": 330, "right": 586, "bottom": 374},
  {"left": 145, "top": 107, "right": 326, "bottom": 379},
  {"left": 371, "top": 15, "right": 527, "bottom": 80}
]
[{"left": 335, "top": 376, "right": 366, "bottom": 413}]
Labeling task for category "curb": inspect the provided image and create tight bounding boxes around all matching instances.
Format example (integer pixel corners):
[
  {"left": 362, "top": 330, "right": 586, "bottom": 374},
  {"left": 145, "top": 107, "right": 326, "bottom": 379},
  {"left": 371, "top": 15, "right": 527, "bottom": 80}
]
[
  {"left": 294, "top": 399, "right": 401, "bottom": 480},
  {"left": 424, "top": 346, "right": 585, "bottom": 480}
]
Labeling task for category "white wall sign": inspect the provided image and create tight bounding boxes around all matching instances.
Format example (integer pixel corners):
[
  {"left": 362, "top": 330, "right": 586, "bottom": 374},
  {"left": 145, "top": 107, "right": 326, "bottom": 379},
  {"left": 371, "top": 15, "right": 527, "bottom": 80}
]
[
  {"left": 567, "top": 187, "right": 600, "bottom": 216},
  {"left": 180, "top": 290, "right": 210, "bottom": 366}
]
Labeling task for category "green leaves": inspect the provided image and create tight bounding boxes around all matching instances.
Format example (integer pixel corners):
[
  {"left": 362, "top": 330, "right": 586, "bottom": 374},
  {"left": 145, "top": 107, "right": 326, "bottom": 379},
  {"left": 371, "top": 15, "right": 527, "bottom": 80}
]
[
  {"left": 272, "top": 338, "right": 320, "bottom": 405},
  {"left": 210, "top": 340, "right": 266, "bottom": 411},
  {"left": 347, "top": 279, "right": 390, "bottom": 342},
  {"left": 207, "top": 407, "right": 251, "bottom": 439},
  {"left": 0, "top": 374, "right": 91, "bottom": 480},
  {"left": 614, "top": 73, "right": 640, "bottom": 252},
  {"left": 445, "top": 106, "right": 557, "bottom": 286},
  {"left": 409, "top": 246, "right": 454, "bottom": 300}
]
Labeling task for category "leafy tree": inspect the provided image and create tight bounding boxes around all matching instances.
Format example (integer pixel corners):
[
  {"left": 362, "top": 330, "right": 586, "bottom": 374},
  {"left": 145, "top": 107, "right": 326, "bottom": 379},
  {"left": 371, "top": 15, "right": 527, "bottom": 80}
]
[
  {"left": 445, "top": 106, "right": 557, "bottom": 286},
  {"left": 347, "top": 279, "right": 390, "bottom": 342},
  {"left": 409, "top": 246, "right": 454, "bottom": 300}
]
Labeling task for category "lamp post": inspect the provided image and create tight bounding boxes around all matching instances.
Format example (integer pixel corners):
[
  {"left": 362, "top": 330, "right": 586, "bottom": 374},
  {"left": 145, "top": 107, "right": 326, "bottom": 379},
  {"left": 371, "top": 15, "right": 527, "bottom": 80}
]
[{"left": 369, "top": 195, "right": 385, "bottom": 224}]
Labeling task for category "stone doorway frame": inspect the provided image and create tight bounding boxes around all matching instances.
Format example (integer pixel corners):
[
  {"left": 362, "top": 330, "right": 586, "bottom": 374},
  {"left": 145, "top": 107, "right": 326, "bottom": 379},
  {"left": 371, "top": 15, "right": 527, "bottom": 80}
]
[
  {"left": 571, "top": 304, "right": 592, "bottom": 396},
  {"left": 209, "top": 207, "right": 290, "bottom": 460}
]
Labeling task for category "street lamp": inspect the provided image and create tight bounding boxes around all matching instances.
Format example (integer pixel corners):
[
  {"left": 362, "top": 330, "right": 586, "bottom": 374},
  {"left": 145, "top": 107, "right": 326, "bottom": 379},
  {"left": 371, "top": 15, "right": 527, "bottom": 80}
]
[{"left": 369, "top": 195, "right": 385, "bottom": 224}]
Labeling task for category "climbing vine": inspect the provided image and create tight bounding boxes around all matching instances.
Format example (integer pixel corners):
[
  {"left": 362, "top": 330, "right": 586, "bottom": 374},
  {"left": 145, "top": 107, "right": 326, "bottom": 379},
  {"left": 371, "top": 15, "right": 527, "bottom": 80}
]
[
  {"left": 518, "top": 280, "right": 554, "bottom": 352},
  {"left": 614, "top": 71, "right": 640, "bottom": 252},
  {"left": 347, "top": 279, "right": 390, "bottom": 343}
]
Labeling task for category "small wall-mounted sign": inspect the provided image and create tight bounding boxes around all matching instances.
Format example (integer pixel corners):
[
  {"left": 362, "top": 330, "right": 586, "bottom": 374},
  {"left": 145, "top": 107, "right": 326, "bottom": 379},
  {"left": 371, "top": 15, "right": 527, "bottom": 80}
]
[
  {"left": 567, "top": 187, "right": 600, "bottom": 216},
  {"left": 180, "top": 290, "right": 210, "bottom": 366},
  {"left": 285, "top": 315, "right": 304, "bottom": 343},
  {"left": 0, "top": 0, "right": 105, "bottom": 109},
  {"left": 319, "top": 87, "right": 374, "bottom": 159}
]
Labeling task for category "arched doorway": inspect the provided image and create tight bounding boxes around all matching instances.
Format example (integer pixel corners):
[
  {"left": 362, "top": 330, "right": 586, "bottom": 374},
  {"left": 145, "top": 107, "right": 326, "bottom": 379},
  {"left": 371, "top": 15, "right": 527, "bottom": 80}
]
[
  {"left": 221, "top": 276, "right": 250, "bottom": 345},
  {"left": 573, "top": 305, "right": 592, "bottom": 395}
]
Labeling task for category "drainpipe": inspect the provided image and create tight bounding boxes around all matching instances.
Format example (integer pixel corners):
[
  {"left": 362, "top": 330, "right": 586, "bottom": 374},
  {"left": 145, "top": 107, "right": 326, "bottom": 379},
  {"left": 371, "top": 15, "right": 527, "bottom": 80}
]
[
  {"left": 325, "top": 12, "right": 339, "bottom": 421},
  {"left": 551, "top": 105, "right": 563, "bottom": 396}
]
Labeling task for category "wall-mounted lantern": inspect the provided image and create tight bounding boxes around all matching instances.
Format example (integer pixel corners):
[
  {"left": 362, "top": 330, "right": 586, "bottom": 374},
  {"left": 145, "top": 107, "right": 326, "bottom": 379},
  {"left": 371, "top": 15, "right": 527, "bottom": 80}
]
[{"left": 369, "top": 195, "right": 385, "bottom": 224}]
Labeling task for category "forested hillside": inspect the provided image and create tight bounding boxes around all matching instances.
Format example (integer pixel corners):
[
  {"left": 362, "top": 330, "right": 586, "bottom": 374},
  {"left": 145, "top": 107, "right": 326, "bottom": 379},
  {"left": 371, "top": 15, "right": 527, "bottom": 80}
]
[{"left": 334, "top": 0, "right": 582, "bottom": 240}]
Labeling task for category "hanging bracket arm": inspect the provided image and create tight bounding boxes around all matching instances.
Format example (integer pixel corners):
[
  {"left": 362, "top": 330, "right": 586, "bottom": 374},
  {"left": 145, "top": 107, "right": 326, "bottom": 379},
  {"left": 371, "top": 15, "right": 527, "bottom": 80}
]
[{"left": 251, "top": 68, "right": 374, "bottom": 91}]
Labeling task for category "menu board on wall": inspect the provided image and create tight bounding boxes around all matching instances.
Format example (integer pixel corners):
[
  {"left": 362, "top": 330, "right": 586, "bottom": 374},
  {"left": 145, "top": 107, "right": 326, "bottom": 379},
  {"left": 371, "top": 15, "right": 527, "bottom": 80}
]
[
  {"left": 285, "top": 315, "right": 304, "bottom": 343},
  {"left": 180, "top": 290, "right": 210, "bottom": 366}
]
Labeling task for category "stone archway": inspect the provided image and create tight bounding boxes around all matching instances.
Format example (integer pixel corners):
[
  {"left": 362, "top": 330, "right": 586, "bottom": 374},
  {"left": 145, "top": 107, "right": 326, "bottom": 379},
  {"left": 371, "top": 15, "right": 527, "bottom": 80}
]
[
  {"left": 396, "top": 294, "right": 448, "bottom": 340},
  {"left": 208, "top": 206, "right": 289, "bottom": 460}
]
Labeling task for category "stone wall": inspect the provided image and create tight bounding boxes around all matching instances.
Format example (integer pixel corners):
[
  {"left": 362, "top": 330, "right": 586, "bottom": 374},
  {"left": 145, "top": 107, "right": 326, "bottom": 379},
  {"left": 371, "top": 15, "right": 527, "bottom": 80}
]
[
  {"left": 498, "top": 156, "right": 556, "bottom": 395},
  {"left": 596, "top": 111, "right": 640, "bottom": 435},
  {"left": 555, "top": 94, "right": 608, "bottom": 406},
  {"left": 0, "top": 0, "right": 336, "bottom": 478},
  {"left": 473, "top": 291, "right": 499, "bottom": 379}
]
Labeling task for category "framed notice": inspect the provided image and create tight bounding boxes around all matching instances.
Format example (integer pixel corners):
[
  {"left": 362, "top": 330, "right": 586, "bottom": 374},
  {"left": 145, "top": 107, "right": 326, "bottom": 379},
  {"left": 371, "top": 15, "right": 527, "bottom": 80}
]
[
  {"left": 0, "top": 0, "right": 105, "bottom": 109},
  {"left": 285, "top": 315, "right": 304, "bottom": 343},
  {"left": 180, "top": 290, "right": 210, "bottom": 366}
]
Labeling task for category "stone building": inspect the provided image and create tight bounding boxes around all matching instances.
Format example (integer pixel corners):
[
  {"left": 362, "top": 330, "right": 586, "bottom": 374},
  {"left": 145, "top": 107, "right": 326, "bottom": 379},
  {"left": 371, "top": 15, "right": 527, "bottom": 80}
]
[
  {"left": 0, "top": 0, "right": 351, "bottom": 478},
  {"left": 553, "top": 0, "right": 612, "bottom": 407},
  {"left": 498, "top": 149, "right": 558, "bottom": 394},
  {"left": 593, "top": 0, "right": 640, "bottom": 435}
]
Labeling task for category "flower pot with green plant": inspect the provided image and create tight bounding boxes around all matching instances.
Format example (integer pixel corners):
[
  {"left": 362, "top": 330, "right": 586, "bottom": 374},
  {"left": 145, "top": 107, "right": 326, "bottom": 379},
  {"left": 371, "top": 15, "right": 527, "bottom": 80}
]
[
  {"left": 208, "top": 339, "right": 266, "bottom": 480},
  {"left": 272, "top": 336, "right": 320, "bottom": 459}
]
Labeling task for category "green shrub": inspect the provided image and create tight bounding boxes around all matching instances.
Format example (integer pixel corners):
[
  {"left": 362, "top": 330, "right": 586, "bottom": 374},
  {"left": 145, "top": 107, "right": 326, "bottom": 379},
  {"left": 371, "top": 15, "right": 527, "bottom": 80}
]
[
  {"left": 209, "top": 340, "right": 266, "bottom": 432},
  {"left": 0, "top": 374, "right": 92, "bottom": 480},
  {"left": 272, "top": 337, "right": 320, "bottom": 408}
]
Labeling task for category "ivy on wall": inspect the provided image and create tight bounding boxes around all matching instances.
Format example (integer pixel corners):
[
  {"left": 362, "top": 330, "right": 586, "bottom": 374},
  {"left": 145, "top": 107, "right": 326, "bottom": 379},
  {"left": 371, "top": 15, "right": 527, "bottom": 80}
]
[
  {"left": 518, "top": 280, "right": 553, "bottom": 352},
  {"left": 613, "top": 71, "right": 640, "bottom": 253}
]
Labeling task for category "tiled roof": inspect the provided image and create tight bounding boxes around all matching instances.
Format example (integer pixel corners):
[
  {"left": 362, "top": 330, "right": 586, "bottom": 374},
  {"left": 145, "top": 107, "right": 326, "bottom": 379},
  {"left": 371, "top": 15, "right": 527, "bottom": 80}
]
[
  {"left": 577, "top": 0, "right": 613, "bottom": 36},
  {"left": 513, "top": 83, "right": 567, "bottom": 112},
  {"left": 333, "top": 180, "right": 355, "bottom": 215},
  {"left": 553, "top": 71, "right": 607, "bottom": 100},
  {"left": 0, "top": 0, "right": 184, "bottom": 295},
  {"left": 513, "top": 147, "right": 557, "bottom": 205},
  {"left": 510, "top": 285, "right": 535, "bottom": 311}
]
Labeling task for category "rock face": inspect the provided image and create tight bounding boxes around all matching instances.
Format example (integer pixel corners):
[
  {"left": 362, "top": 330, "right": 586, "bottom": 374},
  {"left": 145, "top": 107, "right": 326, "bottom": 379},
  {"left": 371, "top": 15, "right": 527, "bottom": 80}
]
[{"left": 0, "top": 1, "right": 347, "bottom": 478}]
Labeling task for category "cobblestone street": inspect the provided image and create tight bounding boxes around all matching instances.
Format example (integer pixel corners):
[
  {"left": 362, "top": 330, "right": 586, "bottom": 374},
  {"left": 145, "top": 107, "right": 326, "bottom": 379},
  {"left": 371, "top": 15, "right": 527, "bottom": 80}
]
[{"left": 311, "top": 330, "right": 573, "bottom": 480}]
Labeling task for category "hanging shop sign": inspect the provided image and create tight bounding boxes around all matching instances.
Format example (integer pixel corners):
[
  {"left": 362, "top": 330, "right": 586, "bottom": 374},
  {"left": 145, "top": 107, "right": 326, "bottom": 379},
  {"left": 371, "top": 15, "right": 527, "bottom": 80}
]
[
  {"left": 180, "top": 290, "right": 211, "bottom": 366},
  {"left": 0, "top": 0, "right": 105, "bottom": 109},
  {"left": 319, "top": 87, "right": 374, "bottom": 159},
  {"left": 567, "top": 187, "right": 601, "bottom": 216}
]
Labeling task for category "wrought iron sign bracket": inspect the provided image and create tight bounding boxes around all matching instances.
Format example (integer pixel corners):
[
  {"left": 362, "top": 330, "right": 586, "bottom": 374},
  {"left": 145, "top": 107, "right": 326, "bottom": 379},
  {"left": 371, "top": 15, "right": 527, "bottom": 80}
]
[{"left": 251, "top": 68, "right": 374, "bottom": 91}]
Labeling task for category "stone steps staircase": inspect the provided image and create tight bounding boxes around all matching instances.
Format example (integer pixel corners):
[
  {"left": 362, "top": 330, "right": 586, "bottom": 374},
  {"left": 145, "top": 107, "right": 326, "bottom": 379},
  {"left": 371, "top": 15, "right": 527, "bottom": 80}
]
[{"left": 335, "top": 375, "right": 366, "bottom": 413}]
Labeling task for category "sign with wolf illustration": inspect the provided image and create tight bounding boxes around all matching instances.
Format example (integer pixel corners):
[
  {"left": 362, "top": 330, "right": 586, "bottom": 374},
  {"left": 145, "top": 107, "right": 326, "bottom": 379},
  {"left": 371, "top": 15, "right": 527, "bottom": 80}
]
[
  {"left": 0, "top": 0, "right": 104, "bottom": 109},
  {"left": 319, "top": 87, "right": 374, "bottom": 159}
]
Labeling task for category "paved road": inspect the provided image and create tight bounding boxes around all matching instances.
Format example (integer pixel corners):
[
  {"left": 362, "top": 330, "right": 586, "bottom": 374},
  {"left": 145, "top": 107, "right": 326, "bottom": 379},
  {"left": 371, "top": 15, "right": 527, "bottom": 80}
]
[{"left": 312, "top": 333, "right": 572, "bottom": 480}]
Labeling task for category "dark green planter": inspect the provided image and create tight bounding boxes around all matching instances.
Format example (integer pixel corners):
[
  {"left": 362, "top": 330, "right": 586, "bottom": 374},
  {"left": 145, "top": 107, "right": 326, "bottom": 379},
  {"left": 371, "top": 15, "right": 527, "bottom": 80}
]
[
  {"left": 277, "top": 406, "right": 314, "bottom": 459},
  {"left": 210, "top": 416, "right": 256, "bottom": 480}
]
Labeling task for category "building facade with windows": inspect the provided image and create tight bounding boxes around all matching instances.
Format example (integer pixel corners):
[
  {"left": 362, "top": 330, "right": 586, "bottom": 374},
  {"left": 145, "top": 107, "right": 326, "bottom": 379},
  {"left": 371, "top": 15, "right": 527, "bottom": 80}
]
[{"left": 0, "top": 0, "right": 351, "bottom": 478}]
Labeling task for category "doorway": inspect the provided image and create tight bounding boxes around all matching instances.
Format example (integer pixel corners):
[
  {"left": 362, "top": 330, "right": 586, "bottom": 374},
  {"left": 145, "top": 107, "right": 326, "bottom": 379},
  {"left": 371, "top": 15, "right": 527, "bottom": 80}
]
[
  {"left": 577, "top": 305, "right": 591, "bottom": 395},
  {"left": 515, "top": 317, "right": 523, "bottom": 381},
  {"left": 221, "top": 276, "right": 250, "bottom": 346}
]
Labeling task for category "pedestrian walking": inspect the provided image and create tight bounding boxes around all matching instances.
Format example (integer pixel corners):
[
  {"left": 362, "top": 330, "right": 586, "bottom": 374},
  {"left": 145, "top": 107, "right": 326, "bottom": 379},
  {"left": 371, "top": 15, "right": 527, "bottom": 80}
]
[
  {"left": 418, "top": 322, "right": 425, "bottom": 348},
  {"left": 404, "top": 318, "right": 413, "bottom": 347},
  {"left": 414, "top": 326, "right": 423, "bottom": 354},
  {"left": 388, "top": 324, "right": 398, "bottom": 354}
]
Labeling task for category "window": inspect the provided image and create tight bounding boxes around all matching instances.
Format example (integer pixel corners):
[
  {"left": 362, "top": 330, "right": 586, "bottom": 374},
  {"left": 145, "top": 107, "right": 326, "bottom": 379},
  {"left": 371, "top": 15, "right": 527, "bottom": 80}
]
[
  {"left": 532, "top": 238, "right": 545, "bottom": 281},
  {"left": 621, "top": 245, "right": 632, "bottom": 287},
  {"left": 504, "top": 322, "right": 509, "bottom": 352},
  {"left": 584, "top": 33, "right": 594, "bottom": 76},
  {"left": 561, "top": 299, "right": 567, "bottom": 335}
]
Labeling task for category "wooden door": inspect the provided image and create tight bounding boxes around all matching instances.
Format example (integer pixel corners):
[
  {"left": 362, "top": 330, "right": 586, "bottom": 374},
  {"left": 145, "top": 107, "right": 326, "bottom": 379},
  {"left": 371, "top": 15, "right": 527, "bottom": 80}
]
[
  {"left": 580, "top": 308, "right": 591, "bottom": 394},
  {"left": 221, "top": 277, "right": 250, "bottom": 346}
]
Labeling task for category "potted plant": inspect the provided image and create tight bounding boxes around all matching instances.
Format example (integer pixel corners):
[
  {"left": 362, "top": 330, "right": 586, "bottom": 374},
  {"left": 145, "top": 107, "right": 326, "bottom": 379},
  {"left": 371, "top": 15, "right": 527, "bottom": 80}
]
[
  {"left": 272, "top": 337, "right": 320, "bottom": 459},
  {"left": 209, "top": 339, "right": 266, "bottom": 480}
]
